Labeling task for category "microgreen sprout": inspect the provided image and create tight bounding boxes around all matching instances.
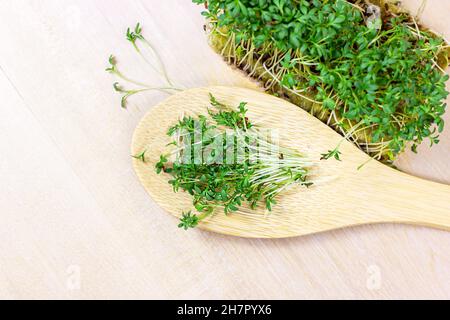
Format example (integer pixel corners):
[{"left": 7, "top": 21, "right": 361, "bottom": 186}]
[
  {"left": 132, "top": 150, "right": 147, "bottom": 163},
  {"left": 195, "top": 0, "right": 450, "bottom": 164},
  {"left": 321, "top": 148, "right": 342, "bottom": 162},
  {"left": 107, "top": 24, "right": 183, "bottom": 108},
  {"left": 155, "top": 155, "right": 168, "bottom": 174},
  {"left": 178, "top": 211, "right": 200, "bottom": 230},
  {"left": 156, "top": 94, "right": 314, "bottom": 229},
  {"left": 126, "top": 23, "right": 144, "bottom": 51}
]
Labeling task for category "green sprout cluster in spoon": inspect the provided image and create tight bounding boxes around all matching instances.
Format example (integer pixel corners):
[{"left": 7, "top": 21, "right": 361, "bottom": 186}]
[{"left": 155, "top": 95, "right": 313, "bottom": 230}]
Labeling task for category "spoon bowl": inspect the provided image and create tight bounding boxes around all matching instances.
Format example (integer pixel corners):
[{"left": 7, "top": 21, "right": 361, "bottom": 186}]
[{"left": 132, "top": 86, "right": 450, "bottom": 238}]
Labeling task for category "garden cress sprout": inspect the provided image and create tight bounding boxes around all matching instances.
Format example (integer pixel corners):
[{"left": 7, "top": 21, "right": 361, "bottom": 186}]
[
  {"left": 194, "top": 0, "right": 450, "bottom": 164},
  {"left": 153, "top": 95, "right": 314, "bottom": 230}
]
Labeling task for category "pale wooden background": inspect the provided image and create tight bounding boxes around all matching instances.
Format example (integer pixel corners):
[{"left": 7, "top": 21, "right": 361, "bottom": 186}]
[{"left": 0, "top": 0, "right": 448, "bottom": 300}]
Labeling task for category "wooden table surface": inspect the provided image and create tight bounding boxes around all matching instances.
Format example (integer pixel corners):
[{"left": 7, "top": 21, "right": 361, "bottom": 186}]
[{"left": 0, "top": 0, "right": 449, "bottom": 300}]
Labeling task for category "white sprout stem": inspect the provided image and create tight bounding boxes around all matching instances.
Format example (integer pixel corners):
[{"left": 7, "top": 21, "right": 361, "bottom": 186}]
[
  {"left": 111, "top": 68, "right": 153, "bottom": 88},
  {"left": 170, "top": 125, "right": 314, "bottom": 196},
  {"left": 262, "top": 62, "right": 322, "bottom": 104},
  {"left": 138, "top": 37, "right": 184, "bottom": 89}
]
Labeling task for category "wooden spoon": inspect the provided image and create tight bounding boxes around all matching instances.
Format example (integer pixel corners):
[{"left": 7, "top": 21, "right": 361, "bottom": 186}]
[{"left": 132, "top": 86, "right": 450, "bottom": 238}]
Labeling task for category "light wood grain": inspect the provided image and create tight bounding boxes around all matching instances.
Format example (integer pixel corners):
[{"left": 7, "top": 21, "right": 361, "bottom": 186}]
[{"left": 0, "top": 0, "right": 449, "bottom": 299}]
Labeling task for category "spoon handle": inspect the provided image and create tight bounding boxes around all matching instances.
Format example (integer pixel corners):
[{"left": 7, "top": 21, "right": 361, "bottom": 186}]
[{"left": 373, "top": 170, "right": 450, "bottom": 231}]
